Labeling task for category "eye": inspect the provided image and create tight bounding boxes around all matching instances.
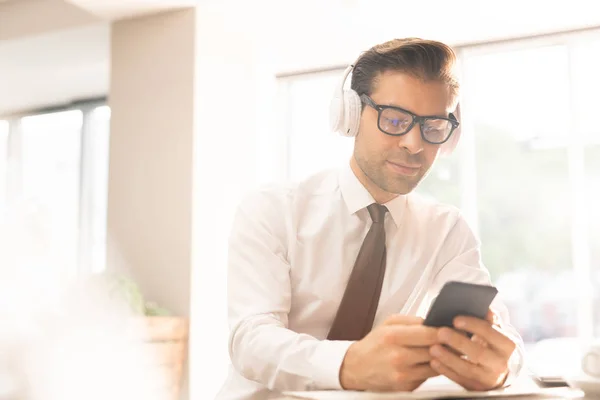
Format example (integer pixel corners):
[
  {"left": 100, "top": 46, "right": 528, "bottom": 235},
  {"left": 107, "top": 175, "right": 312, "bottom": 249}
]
[
  {"left": 385, "top": 118, "right": 402, "bottom": 127},
  {"left": 423, "top": 125, "right": 443, "bottom": 134}
]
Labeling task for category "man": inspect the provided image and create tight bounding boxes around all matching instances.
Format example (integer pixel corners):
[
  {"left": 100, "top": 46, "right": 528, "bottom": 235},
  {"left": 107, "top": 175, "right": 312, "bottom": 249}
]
[{"left": 217, "top": 38, "right": 524, "bottom": 400}]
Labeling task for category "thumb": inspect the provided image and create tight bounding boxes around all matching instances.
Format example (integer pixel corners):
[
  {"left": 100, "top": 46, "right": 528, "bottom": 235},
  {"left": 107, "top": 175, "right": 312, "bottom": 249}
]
[{"left": 486, "top": 309, "right": 501, "bottom": 325}]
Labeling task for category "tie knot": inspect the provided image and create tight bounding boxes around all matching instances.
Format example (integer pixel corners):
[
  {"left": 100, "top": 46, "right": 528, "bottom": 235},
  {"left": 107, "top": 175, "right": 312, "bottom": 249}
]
[{"left": 367, "top": 203, "right": 388, "bottom": 223}]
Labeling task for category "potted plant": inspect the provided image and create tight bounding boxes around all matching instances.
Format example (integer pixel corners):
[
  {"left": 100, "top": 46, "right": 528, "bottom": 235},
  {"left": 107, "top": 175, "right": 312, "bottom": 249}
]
[{"left": 96, "top": 273, "right": 189, "bottom": 400}]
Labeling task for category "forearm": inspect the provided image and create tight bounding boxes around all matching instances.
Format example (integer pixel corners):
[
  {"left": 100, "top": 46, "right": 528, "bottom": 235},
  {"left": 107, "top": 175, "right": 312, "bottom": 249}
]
[{"left": 229, "top": 313, "right": 353, "bottom": 391}]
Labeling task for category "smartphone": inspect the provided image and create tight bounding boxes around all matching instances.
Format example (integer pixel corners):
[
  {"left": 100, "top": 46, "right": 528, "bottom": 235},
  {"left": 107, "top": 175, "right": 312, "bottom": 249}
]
[
  {"left": 530, "top": 374, "right": 569, "bottom": 388},
  {"left": 423, "top": 281, "right": 498, "bottom": 335}
]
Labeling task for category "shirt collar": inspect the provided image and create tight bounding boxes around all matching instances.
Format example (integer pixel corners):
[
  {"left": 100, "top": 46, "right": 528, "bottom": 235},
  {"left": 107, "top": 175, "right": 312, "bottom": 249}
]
[{"left": 339, "top": 163, "right": 406, "bottom": 227}]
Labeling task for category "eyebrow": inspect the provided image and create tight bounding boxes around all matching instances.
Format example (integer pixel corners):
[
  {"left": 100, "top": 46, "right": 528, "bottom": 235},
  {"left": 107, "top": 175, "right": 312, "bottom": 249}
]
[{"left": 383, "top": 102, "right": 449, "bottom": 119}]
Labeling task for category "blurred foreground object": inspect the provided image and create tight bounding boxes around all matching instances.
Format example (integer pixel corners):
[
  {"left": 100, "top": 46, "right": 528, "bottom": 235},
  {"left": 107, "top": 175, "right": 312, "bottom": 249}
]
[
  {"left": 73, "top": 272, "right": 190, "bottom": 400},
  {"left": 0, "top": 203, "right": 189, "bottom": 400},
  {"left": 0, "top": 269, "right": 188, "bottom": 400}
]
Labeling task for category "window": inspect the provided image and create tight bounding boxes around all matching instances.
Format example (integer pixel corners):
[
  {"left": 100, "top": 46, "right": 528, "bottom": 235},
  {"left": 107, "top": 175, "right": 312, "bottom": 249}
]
[
  {"left": 586, "top": 144, "right": 600, "bottom": 335},
  {"left": 0, "top": 102, "right": 110, "bottom": 279},
  {"left": 81, "top": 106, "right": 111, "bottom": 274},
  {"left": 283, "top": 71, "right": 354, "bottom": 181},
  {"left": 572, "top": 37, "right": 600, "bottom": 336},
  {"left": 20, "top": 110, "right": 83, "bottom": 277},
  {"left": 280, "top": 29, "right": 600, "bottom": 345},
  {"left": 415, "top": 150, "right": 462, "bottom": 208},
  {"left": 463, "top": 45, "right": 574, "bottom": 342}
]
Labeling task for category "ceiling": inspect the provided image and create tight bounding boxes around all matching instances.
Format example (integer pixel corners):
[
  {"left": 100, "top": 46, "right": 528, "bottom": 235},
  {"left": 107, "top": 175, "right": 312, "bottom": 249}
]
[
  {"left": 0, "top": 23, "right": 109, "bottom": 115},
  {"left": 0, "top": 0, "right": 199, "bottom": 41},
  {"left": 65, "top": 0, "right": 199, "bottom": 20},
  {"left": 0, "top": 0, "right": 99, "bottom": 41},
  {"left": 0, "top": 0, "right": 199, "bottom": 115}
]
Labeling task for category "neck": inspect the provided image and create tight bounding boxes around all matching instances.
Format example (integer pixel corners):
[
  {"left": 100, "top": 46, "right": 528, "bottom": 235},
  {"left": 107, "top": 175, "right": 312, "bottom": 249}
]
[{"left": 349, "top": 156, "right": 399, "bottom": 205}]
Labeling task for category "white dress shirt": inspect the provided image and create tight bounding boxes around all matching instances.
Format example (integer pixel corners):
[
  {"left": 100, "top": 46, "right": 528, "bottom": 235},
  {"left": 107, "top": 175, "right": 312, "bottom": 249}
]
[{"left": 216, "top": 164, "right": 524, "bottom": 400}]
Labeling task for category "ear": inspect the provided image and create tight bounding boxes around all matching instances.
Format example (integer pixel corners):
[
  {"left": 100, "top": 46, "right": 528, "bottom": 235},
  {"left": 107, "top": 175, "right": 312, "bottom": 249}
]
[{"left": 440, "top": 102, "right": 461, "bottom": 155}]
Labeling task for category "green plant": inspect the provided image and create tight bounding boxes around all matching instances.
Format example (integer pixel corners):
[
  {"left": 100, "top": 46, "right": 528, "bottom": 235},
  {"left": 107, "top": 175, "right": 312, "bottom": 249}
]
[{"left": 93, "top": 272, "right": 171, "bottom": 316}]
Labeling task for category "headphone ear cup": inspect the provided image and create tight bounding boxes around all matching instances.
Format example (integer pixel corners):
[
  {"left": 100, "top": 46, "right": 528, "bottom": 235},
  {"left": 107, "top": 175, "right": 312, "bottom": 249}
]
[
  {"left": 341, "top": 89, "right": 361, "bottom": 137},
  {"left": 330, "top": 64, "right": 356, "bottom": 137},
  {"left": 441, "top": 102, "right": 461, "bottom": 155}
]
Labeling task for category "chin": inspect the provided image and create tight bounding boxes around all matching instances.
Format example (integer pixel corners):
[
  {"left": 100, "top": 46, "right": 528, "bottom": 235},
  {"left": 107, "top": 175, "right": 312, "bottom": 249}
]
[{"left": 386, "top": 177, "right": 421, "bottom": 195}]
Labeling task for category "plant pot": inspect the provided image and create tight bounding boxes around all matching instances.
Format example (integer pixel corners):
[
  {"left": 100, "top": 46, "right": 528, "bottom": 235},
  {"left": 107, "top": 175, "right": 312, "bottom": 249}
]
[{"left": 132, "top": 316, "right": 189, "bottom": 400}]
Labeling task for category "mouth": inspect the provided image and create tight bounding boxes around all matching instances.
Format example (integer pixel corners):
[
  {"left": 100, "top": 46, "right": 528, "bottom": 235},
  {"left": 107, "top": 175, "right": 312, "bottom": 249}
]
[{"left": 386, "top": 161, "right": 421, "bottom": 177}]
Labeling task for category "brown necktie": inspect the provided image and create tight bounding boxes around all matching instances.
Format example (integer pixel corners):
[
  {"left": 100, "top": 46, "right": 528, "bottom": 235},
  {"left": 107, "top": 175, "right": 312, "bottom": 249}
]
[{"left": 327, "top": 203, "right": 388, "bottom": 341}]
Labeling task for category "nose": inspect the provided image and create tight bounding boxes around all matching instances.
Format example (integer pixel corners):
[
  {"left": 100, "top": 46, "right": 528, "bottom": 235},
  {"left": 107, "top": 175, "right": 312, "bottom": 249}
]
[{"left": 398, "top": 124, "right": 424, "bottom": 154}]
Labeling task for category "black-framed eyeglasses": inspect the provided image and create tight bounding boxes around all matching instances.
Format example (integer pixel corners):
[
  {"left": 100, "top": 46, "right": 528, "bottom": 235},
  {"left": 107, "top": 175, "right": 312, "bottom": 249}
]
[{"left": 360, "top": 94, "right": 459, "bottom": 145}]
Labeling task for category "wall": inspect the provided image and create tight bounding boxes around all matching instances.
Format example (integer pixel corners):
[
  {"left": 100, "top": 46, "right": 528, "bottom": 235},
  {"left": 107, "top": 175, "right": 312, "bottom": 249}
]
[
  {"left": 107, "top": 9, "right": 196, "bottom": 399},
  {"left": 191, "top": 3, "right": 281, "bottom": 397}
]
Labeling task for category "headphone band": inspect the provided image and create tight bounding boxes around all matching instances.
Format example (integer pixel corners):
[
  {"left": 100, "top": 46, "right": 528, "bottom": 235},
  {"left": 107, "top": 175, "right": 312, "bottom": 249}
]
[{"left": 337, "top": 64, "right": 354, "bottom": 93}]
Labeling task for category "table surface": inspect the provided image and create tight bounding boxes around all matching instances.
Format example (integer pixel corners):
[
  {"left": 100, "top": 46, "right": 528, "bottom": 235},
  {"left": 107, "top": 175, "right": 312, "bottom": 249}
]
[{"left": 271, "top": 385, "right": 584, "bottom": 400}]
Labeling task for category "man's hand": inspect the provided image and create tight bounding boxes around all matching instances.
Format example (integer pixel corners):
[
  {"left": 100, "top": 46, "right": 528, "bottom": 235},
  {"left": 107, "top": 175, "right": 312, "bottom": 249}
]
[
  {"left": 429, "top": 309, "right": 517, "bottom": 391},
  {"left": 339, "top": 315, "right": 441, "bottom": 392}
]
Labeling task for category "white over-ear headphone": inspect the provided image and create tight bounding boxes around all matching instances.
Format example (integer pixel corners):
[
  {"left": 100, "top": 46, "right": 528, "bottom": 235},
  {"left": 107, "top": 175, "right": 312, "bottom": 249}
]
[{"left": 329, "top": 65, "right": 362, "bottom": 138}]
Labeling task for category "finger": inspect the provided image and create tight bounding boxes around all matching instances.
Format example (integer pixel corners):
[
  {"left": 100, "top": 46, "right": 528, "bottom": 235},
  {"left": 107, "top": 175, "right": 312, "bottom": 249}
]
[
  {"left": 400, "top": 347, "right": 436, "bottom": 364},
  {"left": 430, "top": 345, "right": 497, "bottom": 388},
  {"left": 437, "top": 327, "right": 504, "bottom": 371},
  {"left": 486, "top": 309, "right": 501, "bottom": 326},
  {"left": 442, "top": 344, "right": 464, "bottom": 357},
  {"left": 453, "top": 316, "right": 516, "bottom": 357},
  {"left": 383, "top": 325, "right": 439, "bottom": 347},
  {"left": 471, "top": 334, "right": 488, "bottom": 348},
  {"left": 431, "top": 359, "right": 488, "bottom": 391},
  {"left": 401, "top": 363, "right": 440, "bottom": 382},
  {"left": 471, "top": 335, "right": 490, "bottom": 356},
  {"left": 382, "top": 314, "right": 424, "bottom": 326}
]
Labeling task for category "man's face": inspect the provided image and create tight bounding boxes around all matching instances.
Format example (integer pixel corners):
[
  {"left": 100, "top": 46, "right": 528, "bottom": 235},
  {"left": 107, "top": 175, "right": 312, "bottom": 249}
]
[{"left": 354, "top": 71, "right": 454, "bottom": 196}]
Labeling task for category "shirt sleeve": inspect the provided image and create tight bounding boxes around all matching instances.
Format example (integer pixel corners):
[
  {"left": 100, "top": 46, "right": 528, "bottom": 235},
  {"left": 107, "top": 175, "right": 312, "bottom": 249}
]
[
  {"left": 226, "top": 191, "right": 354, "bottom": 392},
  {"left": 431, "top": 212, "right": 526, "bottom": 385}
]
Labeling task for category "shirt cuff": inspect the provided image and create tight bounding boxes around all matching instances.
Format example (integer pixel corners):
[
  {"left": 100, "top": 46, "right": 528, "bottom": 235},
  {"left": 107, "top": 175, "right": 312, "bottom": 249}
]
[
  {"left": 308, "top": 340, "right": 354, "bottom": 390},
  {"left": 502, "top": 341, "right": 526, "bottom": 387}
]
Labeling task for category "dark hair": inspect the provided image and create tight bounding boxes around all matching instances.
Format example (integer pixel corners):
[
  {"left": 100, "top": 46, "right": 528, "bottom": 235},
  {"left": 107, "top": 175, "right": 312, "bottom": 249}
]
[{"left": 351, "top": 38, "right": 460, "bottom": 103}]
